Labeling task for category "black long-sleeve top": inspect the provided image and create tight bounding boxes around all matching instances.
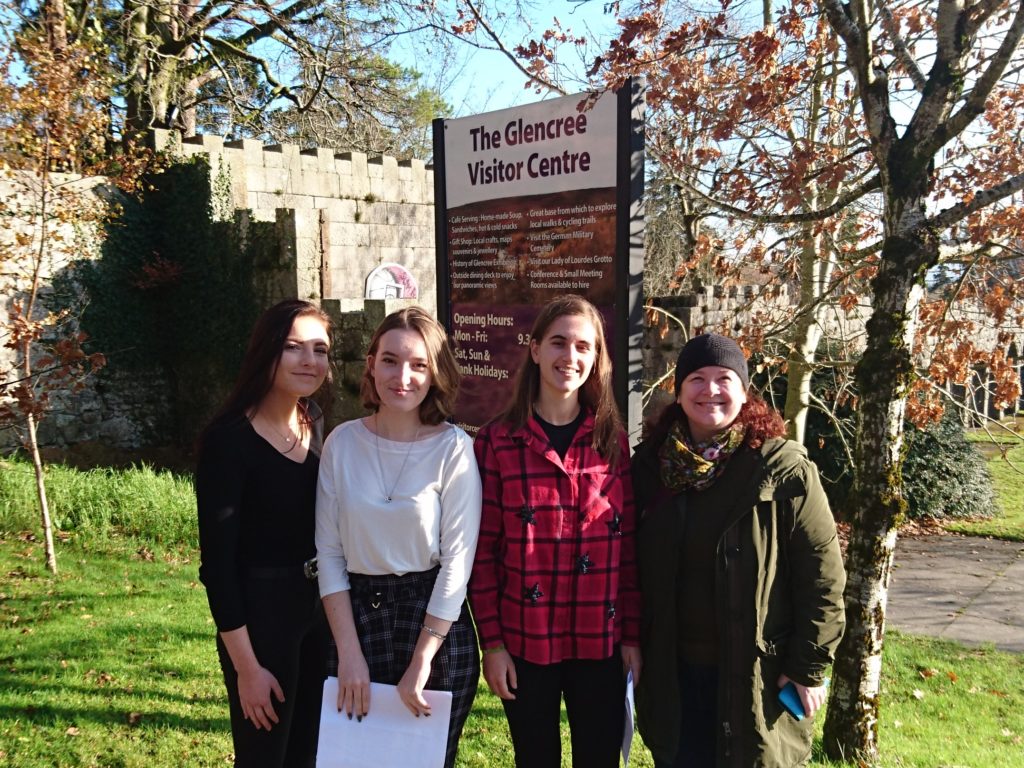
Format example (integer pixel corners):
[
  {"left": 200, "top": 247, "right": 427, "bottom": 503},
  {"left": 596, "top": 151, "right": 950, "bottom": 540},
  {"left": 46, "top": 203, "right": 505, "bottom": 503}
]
[{"left": 196, "top": 411, "right": 322, "bottom": 631}]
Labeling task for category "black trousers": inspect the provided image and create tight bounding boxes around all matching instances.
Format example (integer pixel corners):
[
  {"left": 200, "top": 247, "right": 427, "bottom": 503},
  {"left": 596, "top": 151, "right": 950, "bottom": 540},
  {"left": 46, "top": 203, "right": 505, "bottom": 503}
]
[
  {"left": 653, "top": 662, "right": 719, "bottom": 768},
  {"left": 502, "top": 652, "right": 625, "bottom": 768},
  {"left": 216, "top": 572, "right": 329, "bottom": 768}
]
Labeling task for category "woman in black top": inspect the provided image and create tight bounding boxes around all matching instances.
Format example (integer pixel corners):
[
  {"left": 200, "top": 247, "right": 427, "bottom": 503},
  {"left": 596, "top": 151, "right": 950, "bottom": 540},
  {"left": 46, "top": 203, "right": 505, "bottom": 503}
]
[{"left": 196, "top": 299, "right": 333, "bottom": 767}]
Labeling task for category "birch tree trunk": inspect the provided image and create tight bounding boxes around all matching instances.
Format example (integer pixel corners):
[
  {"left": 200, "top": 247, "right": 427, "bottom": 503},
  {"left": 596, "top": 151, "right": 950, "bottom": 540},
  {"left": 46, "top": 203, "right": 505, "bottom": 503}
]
[
  {"left": 783, "top": 226, "right": 826, "bottom": 443},
  {"left": 815, "top": 0, "right": 1024, "bottom": 756},
  {"left": 822, "top": 232, "right": 928, "bottom": 759}
]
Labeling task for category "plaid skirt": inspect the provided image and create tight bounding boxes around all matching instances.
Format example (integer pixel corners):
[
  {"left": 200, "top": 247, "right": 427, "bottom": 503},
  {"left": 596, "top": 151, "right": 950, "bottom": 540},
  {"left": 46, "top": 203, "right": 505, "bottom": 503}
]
[{"left": 328, "top": 567, "right": 480, "bottom": 768}]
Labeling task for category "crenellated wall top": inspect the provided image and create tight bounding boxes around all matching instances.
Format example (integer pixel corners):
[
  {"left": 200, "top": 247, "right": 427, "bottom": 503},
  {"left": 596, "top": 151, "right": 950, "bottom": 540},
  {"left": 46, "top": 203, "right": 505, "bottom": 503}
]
[
  {"left": 148, "top": 128, "right": 436, "bottom": 219},
  {"left": 150, "top": 129, "right": 433, "bottom": 177}
]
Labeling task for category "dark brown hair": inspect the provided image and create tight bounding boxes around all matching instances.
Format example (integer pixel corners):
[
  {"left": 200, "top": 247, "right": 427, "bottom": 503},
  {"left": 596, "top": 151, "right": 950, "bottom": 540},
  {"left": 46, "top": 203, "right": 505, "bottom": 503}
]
[
  {"left": 360, "top": 306, "right": 460, "bottom": 426},
  {"left": 498, "top": 294, "right": 624, "bottom": 465},
  {"left": 199, "top": 299, "right": 333, "bottom": 451}
]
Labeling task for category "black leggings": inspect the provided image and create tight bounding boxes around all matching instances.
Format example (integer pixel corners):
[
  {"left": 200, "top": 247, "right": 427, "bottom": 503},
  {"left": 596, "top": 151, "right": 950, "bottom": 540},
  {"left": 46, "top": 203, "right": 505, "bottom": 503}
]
[
  {"left": 501, "top": 652, "right": 625, "bottom": 768},
  {"left": 216, "top": 573, "right": 329, "bottom": 768}
]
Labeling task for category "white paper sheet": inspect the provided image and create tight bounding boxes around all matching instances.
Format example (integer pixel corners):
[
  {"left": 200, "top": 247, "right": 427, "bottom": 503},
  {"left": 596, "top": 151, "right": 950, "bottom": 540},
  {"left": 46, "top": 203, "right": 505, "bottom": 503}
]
[
  {"left": 316, "top": 678, "right": 453, "bottom": 768},
  {"left": 622, "top": 671, "right": 635, "bottom": 766}
]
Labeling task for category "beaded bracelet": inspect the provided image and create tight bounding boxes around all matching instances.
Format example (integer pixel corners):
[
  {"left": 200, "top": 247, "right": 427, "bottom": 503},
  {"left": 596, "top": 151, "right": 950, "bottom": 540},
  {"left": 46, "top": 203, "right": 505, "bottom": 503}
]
[
  {"left": 420, "top": 624, "right": 448, "bottom": 640},
  {"left": 482, "top": 645, "right": 506, "bottom": 655}
]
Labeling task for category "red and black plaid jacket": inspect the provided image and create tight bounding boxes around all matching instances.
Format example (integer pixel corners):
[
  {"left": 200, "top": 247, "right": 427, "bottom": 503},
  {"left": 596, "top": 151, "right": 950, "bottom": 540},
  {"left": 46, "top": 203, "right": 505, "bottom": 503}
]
[{"left": 468, "top": 411, "right": 641, "bottom": 664}]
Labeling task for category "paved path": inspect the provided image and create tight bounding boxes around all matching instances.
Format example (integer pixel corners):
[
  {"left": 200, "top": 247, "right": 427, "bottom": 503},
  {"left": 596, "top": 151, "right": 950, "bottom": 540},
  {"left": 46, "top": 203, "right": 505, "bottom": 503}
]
[{"left": 887, "top": 534, "right": 1024, "bottom": 653}]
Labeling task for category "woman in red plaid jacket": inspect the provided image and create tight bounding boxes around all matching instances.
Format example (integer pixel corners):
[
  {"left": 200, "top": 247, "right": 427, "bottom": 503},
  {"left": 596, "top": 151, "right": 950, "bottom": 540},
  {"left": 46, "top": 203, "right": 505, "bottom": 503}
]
[{"left": 468, "top": 294, "right": 642, "bottom": 768}]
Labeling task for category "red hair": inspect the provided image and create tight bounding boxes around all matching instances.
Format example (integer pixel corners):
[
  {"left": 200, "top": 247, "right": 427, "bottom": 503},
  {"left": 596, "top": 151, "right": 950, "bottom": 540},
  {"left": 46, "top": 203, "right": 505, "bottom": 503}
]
[{"left": 735, "top": 392, "right": 786, "bottom": 448}]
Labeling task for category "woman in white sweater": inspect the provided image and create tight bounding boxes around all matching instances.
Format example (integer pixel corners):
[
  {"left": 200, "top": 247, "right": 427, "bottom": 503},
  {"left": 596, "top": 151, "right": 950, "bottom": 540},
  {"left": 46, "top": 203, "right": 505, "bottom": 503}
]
[{"left": 315, "top": 306, "right": 482, "bottom": 768}]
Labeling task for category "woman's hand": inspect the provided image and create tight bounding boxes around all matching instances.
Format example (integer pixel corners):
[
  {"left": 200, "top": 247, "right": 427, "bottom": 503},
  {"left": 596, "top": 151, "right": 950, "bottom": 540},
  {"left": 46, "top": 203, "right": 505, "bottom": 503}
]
[
  {"left": 777, "top": 673, "right": 828, "bottom": 717},
  {"left": 337, "top": 644, "right": 371, "bottom": 720},
  {"left": 621, "top": 644, "right": 643, "bottom": 687},
  {"left": 397, "top": 654, "right": 434, "bottom": 717},
  {"left": 237, "top": 664, "right": 285, "bottom": 730},
  {"left": 217, "top": 627, "right": 283, "bottom": 731},
  {"left": 482, "top": 648, "right": 518, "bottom": 700}
]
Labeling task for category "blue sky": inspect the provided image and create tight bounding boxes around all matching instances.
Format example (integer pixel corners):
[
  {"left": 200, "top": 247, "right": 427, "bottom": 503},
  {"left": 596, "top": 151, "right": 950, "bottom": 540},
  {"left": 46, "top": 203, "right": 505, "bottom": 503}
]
[{"left": 391, "top": 2, "right": 621, "bottom": 117}]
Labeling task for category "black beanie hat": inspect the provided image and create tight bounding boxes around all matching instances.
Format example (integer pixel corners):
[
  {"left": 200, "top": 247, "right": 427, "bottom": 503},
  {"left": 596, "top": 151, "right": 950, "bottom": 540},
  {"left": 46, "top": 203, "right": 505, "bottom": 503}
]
[{"left": 673, "top": 333, "right": 750, "bottom": 395}]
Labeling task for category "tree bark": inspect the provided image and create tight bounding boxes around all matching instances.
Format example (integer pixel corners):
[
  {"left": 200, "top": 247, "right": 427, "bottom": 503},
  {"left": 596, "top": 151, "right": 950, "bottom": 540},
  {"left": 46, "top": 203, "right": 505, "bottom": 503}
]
[
  {"left": 783, "top": 225, "right": 825, "bottom": 443},
  {"left": 822, "top": 204, "right": 933, "bottom": 760},
  {"left": 26, "top": 412, "right": 58, "bottom": 574}
]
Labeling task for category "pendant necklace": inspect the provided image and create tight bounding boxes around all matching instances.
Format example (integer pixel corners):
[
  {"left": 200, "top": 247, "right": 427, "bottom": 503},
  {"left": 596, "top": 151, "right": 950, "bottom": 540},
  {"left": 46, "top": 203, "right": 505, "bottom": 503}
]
[
  {"left": 374, "top": 413, "right": 420, "bottom": 502},
  {"left": 261, "top": 413, "right": 301, "bottom": 454}
]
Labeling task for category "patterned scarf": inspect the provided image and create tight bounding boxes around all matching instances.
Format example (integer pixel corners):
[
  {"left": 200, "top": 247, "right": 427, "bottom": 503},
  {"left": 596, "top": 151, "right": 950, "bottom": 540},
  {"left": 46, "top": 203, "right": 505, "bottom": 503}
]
[{"left": 658, "top": 420, "right": 746, "bottom": 493}]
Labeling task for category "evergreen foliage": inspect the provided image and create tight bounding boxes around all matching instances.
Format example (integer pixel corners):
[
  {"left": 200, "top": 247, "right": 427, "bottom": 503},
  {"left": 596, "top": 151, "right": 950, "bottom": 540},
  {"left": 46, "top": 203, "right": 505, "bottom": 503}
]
[
  {"left": 903, "top": 410, "right": 997, "bottom": 520},
  {"left": 70, "top": 158, "right": 270, "bottom": 449},
  {"left": 755, "top": 359, "right": 996, "bottom": 521}
]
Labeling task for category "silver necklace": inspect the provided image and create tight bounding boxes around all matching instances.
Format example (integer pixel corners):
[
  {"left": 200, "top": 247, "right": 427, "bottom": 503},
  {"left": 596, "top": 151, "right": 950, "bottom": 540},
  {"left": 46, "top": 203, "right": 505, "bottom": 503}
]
[
  {"left": 259, "top": 413, "right": 301, "bottom": 454},
  {"left": 374, "top": 414, "right": 420, "bottom": 503}
]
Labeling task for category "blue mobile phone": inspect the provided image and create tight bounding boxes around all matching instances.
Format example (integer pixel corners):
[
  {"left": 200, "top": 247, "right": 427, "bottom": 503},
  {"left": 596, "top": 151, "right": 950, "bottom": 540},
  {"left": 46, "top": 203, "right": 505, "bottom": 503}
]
[
  {"left": 778, "top": 682, "right": 805, "bottom": 720},
  {"left": 778, "top": 678, "right": 829, "bottom": 720}
]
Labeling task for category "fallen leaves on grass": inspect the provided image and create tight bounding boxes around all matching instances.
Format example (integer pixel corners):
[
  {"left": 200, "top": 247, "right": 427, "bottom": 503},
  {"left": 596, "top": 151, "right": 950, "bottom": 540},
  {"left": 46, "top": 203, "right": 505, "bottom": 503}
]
[
  {"left": 918, "top": 667, "right": 957, "bottom": 683},
  {"left": 84, "top": 669, "right": 115, "bottom": 686}
]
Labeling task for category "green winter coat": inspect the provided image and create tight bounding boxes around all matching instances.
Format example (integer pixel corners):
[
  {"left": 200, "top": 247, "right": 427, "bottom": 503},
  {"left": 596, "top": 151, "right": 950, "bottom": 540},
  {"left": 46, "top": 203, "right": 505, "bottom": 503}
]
[{"left": 632, "top": 436, "right": 846, "bottom": 767}]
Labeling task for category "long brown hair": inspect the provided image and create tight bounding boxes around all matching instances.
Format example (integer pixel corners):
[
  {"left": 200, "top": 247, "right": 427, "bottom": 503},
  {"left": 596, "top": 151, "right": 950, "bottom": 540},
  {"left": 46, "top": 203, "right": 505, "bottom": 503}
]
[
  {"left": 198, "top": 299, "right": 333, "bottom": 452},
  {"left": 499, "top": 295, "right": 624, "bottom": 465},
  {"left": 359, "top": 306, "right": 460, "bottom": 426}
]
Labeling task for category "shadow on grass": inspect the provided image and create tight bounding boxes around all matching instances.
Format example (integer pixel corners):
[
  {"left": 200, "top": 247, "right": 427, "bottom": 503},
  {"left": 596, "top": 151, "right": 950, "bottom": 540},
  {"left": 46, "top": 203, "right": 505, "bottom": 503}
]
[
  {"left": 0, "top": 670, "right": 224, "bottom": 707},
  {"left": 0, "top": 700, "right": 229, "bottom": 733}
]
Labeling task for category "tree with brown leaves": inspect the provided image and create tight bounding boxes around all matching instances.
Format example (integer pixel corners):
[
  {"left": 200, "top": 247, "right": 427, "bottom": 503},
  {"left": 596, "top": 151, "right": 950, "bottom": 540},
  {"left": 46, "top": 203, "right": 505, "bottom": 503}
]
[
  {"left": 1, "top": 9, "right": 117, "bottom": 573},
  {"left": 589, "top": 0, "right": 1024, "bottom": 760}
]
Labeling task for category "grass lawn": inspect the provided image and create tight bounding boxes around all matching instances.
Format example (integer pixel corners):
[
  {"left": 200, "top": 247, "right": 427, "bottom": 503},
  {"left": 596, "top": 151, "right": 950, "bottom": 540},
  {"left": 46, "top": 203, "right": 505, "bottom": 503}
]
[
  {"left": 1, "top": 445, "right": 1022, "bottom": 767},
  {"left": 951, "top": 425, "right": 1024, "bottom": 541},
  {"left": 2, "top": 534, "right": 1023, "bottom": 767}
]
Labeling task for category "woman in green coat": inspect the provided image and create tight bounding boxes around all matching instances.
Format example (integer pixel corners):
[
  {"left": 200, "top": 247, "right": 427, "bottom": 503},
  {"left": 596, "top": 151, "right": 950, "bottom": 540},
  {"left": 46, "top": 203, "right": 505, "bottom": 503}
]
[{"left": 632, "top": 334, "right": 846, "bottom": 768}]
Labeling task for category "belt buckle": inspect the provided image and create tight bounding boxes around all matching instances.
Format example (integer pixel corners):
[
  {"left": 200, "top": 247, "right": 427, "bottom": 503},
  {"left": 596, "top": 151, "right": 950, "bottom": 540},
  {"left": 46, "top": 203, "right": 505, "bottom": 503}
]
[{"left": 303, "top": 558, "right": 318, "bottom": 580}]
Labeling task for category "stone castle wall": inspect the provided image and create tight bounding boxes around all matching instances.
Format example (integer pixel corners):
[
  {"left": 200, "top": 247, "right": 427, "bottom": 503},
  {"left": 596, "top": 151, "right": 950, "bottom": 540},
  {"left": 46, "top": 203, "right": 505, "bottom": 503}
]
[
  {"left": 154, "top": 130, "right": 437, "bottom": 315},
  {"left": 3, "top": 132, "right": 439, "bottom": 455}
]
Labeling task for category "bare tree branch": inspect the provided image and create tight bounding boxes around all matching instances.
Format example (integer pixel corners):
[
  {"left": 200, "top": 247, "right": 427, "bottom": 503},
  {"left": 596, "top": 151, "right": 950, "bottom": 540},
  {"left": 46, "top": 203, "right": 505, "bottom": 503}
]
[
  {"left": 928, "top": 171, "right": 1024, "bottom": 231},
  {"left": 462, "top": 0, "right": 568, "bottom": 95},
  {"left": 676, "top": 172, "right": 882, "bottom": 225},
  {"left": 923, "top": 0, "right": 1024, "bottom": 156},
  {"left": 877, "top": 0, "right": 927, "bottom": 92}
]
